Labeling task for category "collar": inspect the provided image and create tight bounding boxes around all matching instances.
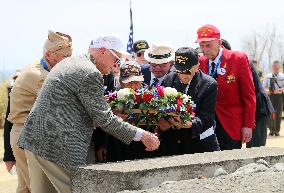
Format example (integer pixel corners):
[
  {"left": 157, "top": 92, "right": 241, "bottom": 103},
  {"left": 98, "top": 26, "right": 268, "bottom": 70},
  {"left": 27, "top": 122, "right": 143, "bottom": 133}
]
[
  {"left": 209, "top": 47, "right": 223, "bottom": 65},
  {"left": 40, "top": 58, "right": 51, "bottom": 72},
  {"left": 150, "top": 73, "right": 167, "bottom": 84}
]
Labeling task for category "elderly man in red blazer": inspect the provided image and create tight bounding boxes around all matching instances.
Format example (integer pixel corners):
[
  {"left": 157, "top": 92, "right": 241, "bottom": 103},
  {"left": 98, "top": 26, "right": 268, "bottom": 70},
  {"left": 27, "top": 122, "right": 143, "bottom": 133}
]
[{"left": 196, "top": 24, "right": 256, "bottom": 150}]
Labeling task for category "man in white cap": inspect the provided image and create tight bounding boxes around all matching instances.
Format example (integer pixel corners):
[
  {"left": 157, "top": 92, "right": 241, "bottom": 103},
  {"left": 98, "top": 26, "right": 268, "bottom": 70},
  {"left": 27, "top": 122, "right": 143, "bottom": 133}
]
[
  {"left": 142, "top": 42, "right": 175, "bottom": 87},
  {"left": 17, "top": 34, "right": 160, "bottom": 193},
  {"left": 7, "top": 30, "right": 72, "bottom": 193}
]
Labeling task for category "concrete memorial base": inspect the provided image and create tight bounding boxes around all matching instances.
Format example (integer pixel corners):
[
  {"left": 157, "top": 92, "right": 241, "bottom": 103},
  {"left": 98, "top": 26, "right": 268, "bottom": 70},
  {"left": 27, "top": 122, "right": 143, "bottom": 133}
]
[{"left": 71, "top": 147, "right": 284, "bottom": 193}]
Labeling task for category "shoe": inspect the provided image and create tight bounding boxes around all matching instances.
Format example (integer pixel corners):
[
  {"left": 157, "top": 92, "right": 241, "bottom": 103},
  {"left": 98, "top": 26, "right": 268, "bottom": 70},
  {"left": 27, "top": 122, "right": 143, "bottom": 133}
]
[
  {"left": 275, "top": 133, "right": 280, "bottom": 136},
  {"left": 269, "top": 132, "right": 274, "bottom": 136}
]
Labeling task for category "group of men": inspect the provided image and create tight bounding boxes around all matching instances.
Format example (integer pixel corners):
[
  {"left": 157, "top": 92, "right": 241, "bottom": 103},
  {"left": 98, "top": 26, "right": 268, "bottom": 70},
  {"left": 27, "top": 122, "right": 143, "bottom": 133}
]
[{"left": 2, "top": 24, "right": 277, "bottom": 193}]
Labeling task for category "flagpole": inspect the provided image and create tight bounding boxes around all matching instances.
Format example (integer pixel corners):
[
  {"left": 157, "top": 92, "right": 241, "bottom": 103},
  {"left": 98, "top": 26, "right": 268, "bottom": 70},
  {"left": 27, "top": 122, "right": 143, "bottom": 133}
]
[{"left": 126, "top": 0, "right": 134, "bottom": 54}]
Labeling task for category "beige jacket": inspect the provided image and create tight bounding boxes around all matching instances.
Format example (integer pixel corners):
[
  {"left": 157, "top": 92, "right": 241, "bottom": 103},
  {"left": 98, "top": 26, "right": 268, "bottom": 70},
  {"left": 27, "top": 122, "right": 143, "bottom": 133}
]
[{"left": 8, "top": 61, "right": 48, "bottom": 124}]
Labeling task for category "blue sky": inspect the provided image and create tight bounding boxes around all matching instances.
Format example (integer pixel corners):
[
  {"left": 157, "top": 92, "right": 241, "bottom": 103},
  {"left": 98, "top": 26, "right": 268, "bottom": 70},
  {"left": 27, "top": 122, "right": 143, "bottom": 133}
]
[{"left": 1, "top": 0, "right": 283, "bottom": 75}]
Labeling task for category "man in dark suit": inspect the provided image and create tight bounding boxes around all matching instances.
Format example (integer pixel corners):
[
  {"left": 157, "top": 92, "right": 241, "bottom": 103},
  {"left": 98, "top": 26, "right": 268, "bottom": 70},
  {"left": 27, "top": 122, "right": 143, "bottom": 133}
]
[
  {"left": 197, "top": 24, "right": 256, "bottom": 150},
  {"left": 247, "top": 60, "right": 274, "bottom": 147},
  {"left": 141, "top": 42, "right": 175, "bottom": 86},
  {"left": 159, "top": 47, "right": 220, "bottom": 156}
]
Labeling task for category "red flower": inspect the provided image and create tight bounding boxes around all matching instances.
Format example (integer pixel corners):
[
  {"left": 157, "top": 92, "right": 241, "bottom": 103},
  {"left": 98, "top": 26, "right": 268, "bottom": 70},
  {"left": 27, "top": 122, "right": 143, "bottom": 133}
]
[
  {"left": 176, "top": 97, "right": 182, "bottom": 111},
  {"left": 134, "top": 92, "right": 141, "bottom": 103},
  {"left": 156, "top": 86, "right": 164, "bottom": 97},
  {"left": 143, "top": 93, "right": 154, "bottom": 103},
  {"left": 186, "top": 104, "right": 193, "bottom": 113}
]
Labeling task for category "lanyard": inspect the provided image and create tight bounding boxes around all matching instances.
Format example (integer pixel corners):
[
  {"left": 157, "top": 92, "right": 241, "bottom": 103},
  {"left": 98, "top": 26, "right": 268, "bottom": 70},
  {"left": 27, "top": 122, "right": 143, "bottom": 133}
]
[
  {"left": 208, "top": 56, "right": 222, "bottom": 77},
  {"left": 40, "top": 58, "right": 50, "bottom": 72}
]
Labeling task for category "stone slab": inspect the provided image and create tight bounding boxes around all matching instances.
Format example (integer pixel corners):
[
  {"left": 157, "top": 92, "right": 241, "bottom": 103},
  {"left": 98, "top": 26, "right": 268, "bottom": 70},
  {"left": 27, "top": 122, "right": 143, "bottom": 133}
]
[
  {"left": 71, "top": 147, "right": 284, "bottom": 193},
  {"left": 121, "top": 171, "right": 284, "bottom": 193}
]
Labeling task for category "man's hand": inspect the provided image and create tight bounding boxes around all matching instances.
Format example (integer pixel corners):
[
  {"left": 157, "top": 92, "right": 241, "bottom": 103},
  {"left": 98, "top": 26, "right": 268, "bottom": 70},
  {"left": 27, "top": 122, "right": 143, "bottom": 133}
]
[
  {"left": 158, "top": 118, "right": 171, "bottom": 132},
  {"left": 96, "top": 147, "right": 107, "bottom": 162},
  {"left": 140, "top": 131, "right": 160, "bottom": 151},
  {"left": 241, "top": 127, "right": 252, "bottom": 143},
  {"left": 5, "top": 161, "right": 16, "bottom": 173}
]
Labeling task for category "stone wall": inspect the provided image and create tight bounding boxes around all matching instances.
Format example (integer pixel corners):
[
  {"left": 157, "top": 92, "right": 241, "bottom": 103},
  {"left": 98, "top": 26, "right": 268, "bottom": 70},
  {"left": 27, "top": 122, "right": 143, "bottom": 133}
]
[{"left": 71, "top": 147, "right": 284, "bottom": 193}]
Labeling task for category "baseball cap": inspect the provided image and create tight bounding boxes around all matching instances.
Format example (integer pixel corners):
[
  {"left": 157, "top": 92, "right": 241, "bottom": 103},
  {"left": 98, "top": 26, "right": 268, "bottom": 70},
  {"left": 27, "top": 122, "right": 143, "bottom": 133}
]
[
  {"left": 133, "top": 40, "right": 149, "bottom": 54},
  {"left": 196, "top": 24, "right": 220, "bottom": 43},
  {"left": 89, "top": 34, "right": 128, "bottom": 55},
  {"left": 174, "top": 47, "right": 199, "bottom": 74},
  {"left": 120, "top": 61, "right": 144, "bottom": 83}
]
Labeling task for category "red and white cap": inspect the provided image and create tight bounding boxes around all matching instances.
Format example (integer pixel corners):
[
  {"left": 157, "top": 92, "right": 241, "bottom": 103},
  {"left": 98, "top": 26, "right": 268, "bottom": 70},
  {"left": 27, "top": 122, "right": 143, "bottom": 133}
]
[{"left": 195, "top": 24, "right": 220, "bottom": 43}]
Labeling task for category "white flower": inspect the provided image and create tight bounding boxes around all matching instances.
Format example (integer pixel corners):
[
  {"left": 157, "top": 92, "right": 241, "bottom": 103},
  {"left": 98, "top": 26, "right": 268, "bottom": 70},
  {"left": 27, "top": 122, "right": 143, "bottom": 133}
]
[
  {"left": 182, "top": 94, "right": 189, "bottom": 103},
  {"left": 164, "top": 87, "right": 178, "bottom": 97},
  {"left": 117, "top": 88, "right": 131, "bottom": 101}
]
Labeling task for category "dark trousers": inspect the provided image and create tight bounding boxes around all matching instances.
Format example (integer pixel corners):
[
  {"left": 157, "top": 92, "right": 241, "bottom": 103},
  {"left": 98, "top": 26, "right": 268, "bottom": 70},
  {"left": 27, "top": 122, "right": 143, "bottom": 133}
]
[
  {"left": 106, "top": 136, "right": 159, "bottom": 162},
  {"left": 215, "top": 116, "right": 242, "bottom": 150},
  {"left": 246, "top": 115, "right": 270, "bottom": 148},
  {"left": 159, "top": 128, "right": 220, "bottom": 157},
  {"left": 269, "top": 94, "right": 283, "bottom": 134}
]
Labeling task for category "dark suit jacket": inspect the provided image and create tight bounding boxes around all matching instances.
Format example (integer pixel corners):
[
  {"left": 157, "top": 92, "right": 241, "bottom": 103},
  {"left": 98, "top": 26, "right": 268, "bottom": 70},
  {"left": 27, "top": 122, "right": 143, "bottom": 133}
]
[
  {"left": 141, "top": 64, "right": 151, "bottom": 85},
  {"left": 250, "top": 65, "right": 274, "bottom": 119},
  {"left": 162, "top": 70, "right": 218, "bottom": 136},
  {"left": 160, "top": 70, "right": 219, "bottom": 155}
]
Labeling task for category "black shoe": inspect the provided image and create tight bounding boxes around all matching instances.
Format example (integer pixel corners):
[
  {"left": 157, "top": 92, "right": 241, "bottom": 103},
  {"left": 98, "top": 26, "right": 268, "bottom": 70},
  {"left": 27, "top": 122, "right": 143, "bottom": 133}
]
[
  {"left": 275, "top": 133, "right": 280, "bottom": 136},
  {"left": 269, "top": 132, "right": 274, "bottom": 136}
]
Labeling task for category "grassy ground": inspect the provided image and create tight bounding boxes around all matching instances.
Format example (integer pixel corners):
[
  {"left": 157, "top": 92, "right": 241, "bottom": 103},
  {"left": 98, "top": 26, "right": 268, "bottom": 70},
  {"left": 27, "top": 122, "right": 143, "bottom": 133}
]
[
  {"left": 1, "top": 123, "right": 284, "bottom": 193},
  {"left": 0, "top": 129, "right": 17, "bottom": 193}
]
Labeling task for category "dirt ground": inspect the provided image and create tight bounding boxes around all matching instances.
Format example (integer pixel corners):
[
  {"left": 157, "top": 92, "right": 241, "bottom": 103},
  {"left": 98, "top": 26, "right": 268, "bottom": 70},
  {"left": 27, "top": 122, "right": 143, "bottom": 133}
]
[{"left": 0, "top": 123, "right": 284, "bottom": 193}]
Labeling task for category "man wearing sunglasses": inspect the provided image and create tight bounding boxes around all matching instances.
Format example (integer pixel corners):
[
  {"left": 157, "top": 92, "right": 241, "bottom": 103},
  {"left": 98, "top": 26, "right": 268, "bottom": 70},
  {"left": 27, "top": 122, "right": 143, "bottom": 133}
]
[
  {"left": 17, "top": 34, "right": 160, "bottom": 193},
  {"left": 159, "top": 47, "right": 220, "bottom": 156},
  {"left": 133, "top": 40, "right": 149, "bottom": 65}
]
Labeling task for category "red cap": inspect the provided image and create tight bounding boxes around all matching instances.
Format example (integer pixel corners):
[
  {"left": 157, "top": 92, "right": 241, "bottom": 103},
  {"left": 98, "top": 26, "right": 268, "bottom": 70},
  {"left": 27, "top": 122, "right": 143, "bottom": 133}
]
[{"left": 195, "top": 24, "right": 220, "bottom": 43}]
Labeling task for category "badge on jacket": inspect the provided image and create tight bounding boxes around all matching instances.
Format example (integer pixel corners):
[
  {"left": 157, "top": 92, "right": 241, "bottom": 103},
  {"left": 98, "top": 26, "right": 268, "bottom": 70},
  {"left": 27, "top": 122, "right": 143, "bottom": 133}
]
[
  {"left": 226, "top": 74, "right": 235, "bottom": 83},
  {"left": 217, "top": 68, "right": 226, "bottom": 75}
]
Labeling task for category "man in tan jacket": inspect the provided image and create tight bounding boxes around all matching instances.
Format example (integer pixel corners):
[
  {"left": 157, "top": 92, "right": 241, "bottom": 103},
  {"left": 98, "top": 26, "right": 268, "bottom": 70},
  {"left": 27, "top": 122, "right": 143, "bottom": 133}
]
[{"left": 7, "top": 30, "right": 72, "bottom": 193}]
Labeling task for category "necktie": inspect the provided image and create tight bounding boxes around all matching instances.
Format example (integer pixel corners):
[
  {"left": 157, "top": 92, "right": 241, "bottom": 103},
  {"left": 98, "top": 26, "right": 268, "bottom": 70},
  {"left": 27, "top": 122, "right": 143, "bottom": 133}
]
[
  {"left": 211, "top": 62, "right": 217, "bottom": 79},
  {"left": 211, "top": 62, "right": 216, "bottom": 76},
  {"left": 181, "top": 83, "right": 188, "bottom": 94},
  {"left": 151, "top": 78, "right": 159, "bottom": 87}
]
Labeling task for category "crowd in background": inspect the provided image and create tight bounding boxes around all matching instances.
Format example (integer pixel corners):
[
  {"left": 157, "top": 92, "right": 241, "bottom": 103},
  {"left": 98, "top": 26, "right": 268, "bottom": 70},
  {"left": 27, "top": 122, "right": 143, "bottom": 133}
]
[{"left": 2, "top": 24, "right": 283, "bottom": 193}]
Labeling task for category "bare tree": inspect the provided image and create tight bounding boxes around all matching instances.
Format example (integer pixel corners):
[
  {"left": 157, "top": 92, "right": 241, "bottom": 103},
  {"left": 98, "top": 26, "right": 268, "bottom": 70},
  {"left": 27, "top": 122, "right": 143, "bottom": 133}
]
[{"left": 241, "top": 24, "right": 284, "bottom": 75}]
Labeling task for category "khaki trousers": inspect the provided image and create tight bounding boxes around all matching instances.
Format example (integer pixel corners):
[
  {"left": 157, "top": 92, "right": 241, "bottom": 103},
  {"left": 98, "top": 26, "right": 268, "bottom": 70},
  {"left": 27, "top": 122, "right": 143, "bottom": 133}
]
[
  {"left": 25, "top": 150, "right": 71, "bottom": 193},
  {"left": 10, "top": 124, "right": 31, "bottom": 193}
]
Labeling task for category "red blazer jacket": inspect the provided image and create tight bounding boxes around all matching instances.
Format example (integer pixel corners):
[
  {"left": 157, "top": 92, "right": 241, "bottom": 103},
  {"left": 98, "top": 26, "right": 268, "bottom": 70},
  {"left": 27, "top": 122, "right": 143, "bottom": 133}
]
[{"left": 199, "top": 49, "right": 256, "bottom": 140}]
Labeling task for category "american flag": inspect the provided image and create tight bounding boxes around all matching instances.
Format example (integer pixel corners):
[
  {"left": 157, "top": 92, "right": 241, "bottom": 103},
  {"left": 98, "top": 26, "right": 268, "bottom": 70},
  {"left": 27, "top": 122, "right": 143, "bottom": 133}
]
[{"left": 126, "top": 1, "right": 134, "bottom": 53}]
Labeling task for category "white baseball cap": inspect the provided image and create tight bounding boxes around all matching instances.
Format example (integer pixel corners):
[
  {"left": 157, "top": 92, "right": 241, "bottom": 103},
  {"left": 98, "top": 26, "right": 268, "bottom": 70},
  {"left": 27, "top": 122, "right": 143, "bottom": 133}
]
[{"left": 89, "top": 34, "right": 128, "bottom": 55}]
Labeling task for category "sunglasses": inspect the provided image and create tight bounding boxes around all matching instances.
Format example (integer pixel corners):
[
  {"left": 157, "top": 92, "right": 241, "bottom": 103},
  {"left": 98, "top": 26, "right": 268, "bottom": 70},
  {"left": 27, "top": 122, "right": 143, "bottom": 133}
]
[
  {"left": 136, "top": 52, "right": 144, "bottom": 57},
  {"left": 108, "top": 49, "right": 123, "bottom": 65}
]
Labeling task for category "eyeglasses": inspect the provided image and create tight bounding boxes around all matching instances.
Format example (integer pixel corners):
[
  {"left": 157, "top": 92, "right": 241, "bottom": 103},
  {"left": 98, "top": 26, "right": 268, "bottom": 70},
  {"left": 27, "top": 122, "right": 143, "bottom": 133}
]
[
  {"left": 150, "top": 63, "right": 170, "bottom": 68},
  {"left": 136, "top": 52, "right": 144, "bottom": 57},
  {"left": 109, "top": 49, "right": 123, "bottom": 65}
]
